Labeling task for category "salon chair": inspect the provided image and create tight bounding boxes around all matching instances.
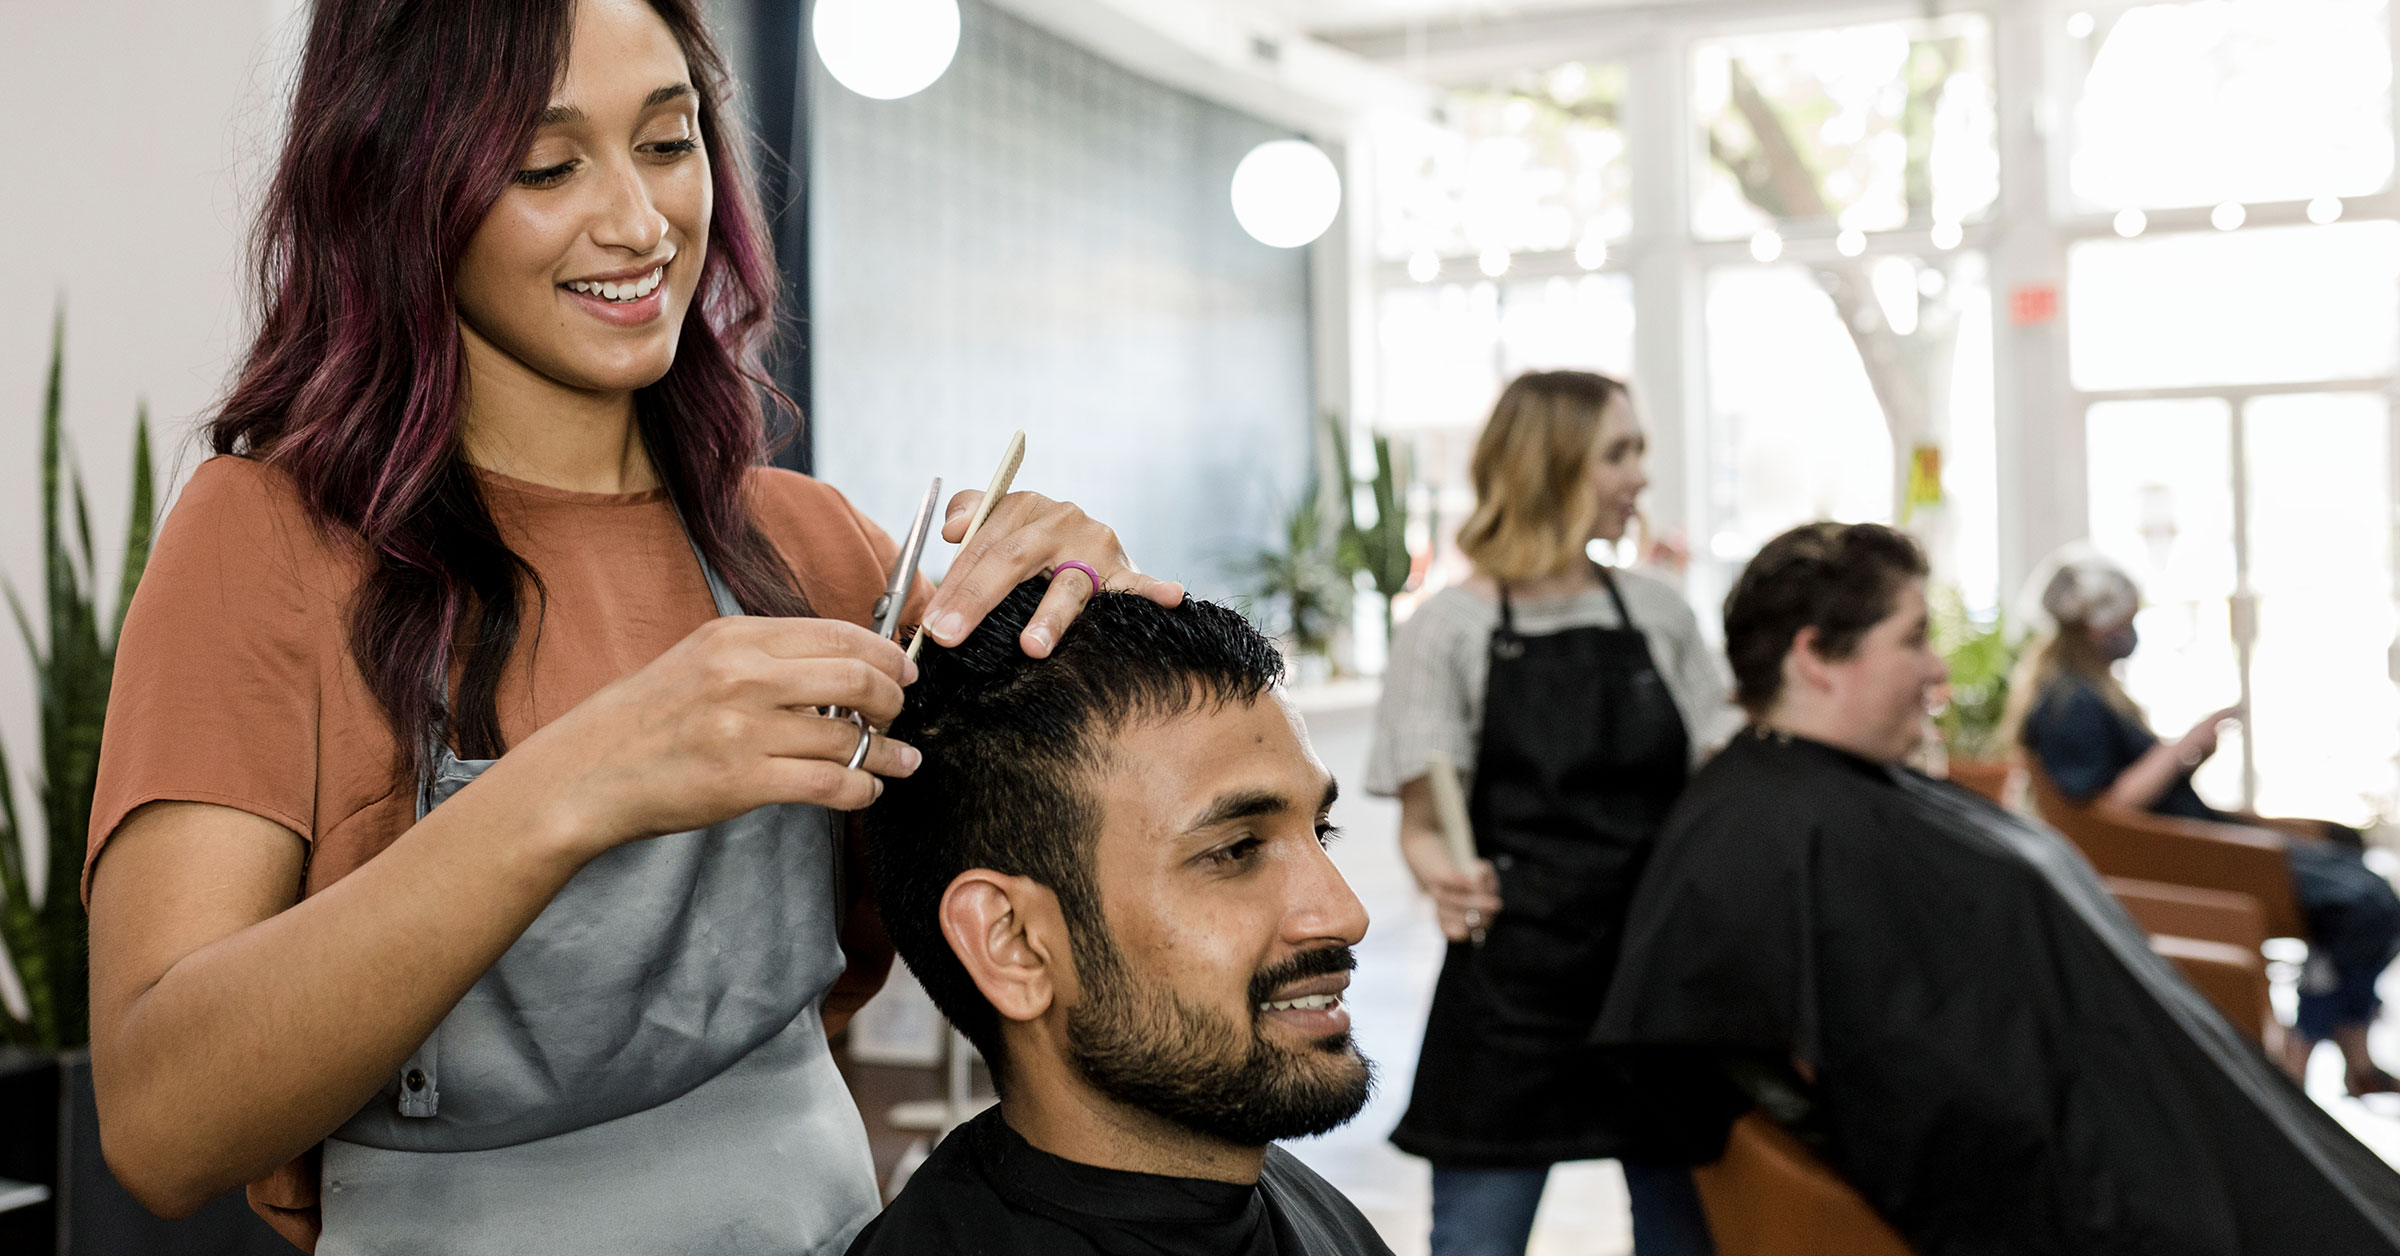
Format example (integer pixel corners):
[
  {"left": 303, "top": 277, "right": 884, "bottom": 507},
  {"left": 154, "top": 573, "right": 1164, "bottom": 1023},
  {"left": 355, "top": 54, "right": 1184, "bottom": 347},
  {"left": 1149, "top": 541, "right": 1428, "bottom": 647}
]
[
  {"left": 1692, "top": 1113, "right": 1917, "bottom": 1256},
  {"left": 2104, "top": 876, "right": 2273, "bottom": 1041},
  {"left": 1942, "top": 758, "right": 2016, "bottom": 806},
  {"left": 2028, "top": 765, "right": 2307, "bottom": 941}
]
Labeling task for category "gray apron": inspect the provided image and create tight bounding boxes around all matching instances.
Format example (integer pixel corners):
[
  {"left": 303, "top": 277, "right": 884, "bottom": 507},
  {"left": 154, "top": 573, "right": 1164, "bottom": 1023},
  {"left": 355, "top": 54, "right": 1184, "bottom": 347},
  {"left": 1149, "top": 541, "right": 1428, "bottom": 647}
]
[{"left": 317, "top": 541, "right": 881, "bottom": 1255}]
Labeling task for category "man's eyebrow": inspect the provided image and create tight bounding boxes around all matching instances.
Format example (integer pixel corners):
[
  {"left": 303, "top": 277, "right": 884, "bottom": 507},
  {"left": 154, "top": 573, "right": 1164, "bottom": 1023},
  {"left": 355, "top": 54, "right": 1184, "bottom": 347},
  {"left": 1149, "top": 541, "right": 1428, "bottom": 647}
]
[
  {"left": 1182, "top": 776, "right": 1341, "bottom": 834},
  {"left": 536, "top": 84, "right": 693, "bottom": 128},
  {"left": 1319, "top": 777, "right": 1340, "bottom": 816},
  {"left": 1184, "top": 789, "right": 1291, "bottom": 833}
]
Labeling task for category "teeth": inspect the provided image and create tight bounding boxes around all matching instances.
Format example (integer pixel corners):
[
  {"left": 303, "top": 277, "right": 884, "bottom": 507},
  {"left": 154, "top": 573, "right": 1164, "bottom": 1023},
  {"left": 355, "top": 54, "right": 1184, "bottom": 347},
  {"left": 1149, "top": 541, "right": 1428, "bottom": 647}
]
[
  {"left": 1258, "top": 994, "right": 1340, "bottom": 1012},
  {"left": 566, "top": 266, "right": 664, "bottom": 302}
]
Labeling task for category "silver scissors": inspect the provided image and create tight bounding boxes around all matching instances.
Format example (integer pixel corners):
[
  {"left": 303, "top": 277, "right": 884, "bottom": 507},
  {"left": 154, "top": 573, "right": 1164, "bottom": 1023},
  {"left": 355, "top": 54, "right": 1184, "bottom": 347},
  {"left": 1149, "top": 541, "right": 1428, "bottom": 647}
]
[{"left": 832, "top": 476, "right": 941, "bottom": 770}]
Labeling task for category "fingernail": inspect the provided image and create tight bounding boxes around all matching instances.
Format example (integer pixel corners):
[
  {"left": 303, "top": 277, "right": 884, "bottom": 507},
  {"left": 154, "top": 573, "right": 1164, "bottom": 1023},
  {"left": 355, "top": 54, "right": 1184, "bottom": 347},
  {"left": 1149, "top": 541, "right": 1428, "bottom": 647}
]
[
  {"left": 872, "top": 778, "right": 885, "bottom": 801},
  {"left": 930, "top": 611, "right": 965, "bottom": 644},
  {"left": 899, "top": 744, "right": 923, "bottom": 773},
  {"left": 1024, "top": 624, "right": 1055, "bottom": 654},
  {"left": 903, "top": 656, "right": 920, "bottom": 685}
]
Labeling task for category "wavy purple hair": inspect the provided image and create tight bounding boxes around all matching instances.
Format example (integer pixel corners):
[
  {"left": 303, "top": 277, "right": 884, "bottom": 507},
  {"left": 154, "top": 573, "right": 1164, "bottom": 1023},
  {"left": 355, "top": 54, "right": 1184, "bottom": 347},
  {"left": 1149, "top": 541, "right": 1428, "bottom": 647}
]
[{"left": 211, "top": 0, "right": 806, "bottom": 759}]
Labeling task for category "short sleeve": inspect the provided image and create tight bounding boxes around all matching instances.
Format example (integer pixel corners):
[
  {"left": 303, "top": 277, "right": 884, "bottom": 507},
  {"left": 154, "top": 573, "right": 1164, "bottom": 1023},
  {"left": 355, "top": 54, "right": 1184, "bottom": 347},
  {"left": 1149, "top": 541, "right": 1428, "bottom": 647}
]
[
  {"left": 2023, "top": 681, "right": 2148, "bottom": 803},
  {"left": 1365, "top": 596, "right": 1480, "bottom": 796},
  {"left": 1630, "top": 575, "right": 1739, "bottom": 759},
  {"left": 84, "top": 458, "right": 340, "bottom": 902},
  {"left": 745, "top": 469, "right": 932, "bottom": 629}
]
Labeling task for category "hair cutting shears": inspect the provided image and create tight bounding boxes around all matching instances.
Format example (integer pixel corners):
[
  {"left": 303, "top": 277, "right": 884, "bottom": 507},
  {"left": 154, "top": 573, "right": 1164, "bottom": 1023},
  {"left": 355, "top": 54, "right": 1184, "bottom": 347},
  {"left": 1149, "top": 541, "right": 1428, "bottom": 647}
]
[{"left": 831, "top": 476, "right": 941, "bottom": 770}]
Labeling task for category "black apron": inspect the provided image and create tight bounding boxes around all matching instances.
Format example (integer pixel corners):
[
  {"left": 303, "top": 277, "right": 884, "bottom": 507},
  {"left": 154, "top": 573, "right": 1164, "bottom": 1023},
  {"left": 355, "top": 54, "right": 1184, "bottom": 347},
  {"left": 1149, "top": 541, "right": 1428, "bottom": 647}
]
[{"left": 1391, "top": 567, "right": 1691, "bottom": 1168}]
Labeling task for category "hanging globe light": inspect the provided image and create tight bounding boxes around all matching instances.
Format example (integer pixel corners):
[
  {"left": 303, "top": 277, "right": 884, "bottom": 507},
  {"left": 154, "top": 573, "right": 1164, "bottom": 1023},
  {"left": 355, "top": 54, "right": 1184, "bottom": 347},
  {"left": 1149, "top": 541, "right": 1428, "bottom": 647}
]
[
  {"left": 1229, "top": 140, "right": 1342, "bottom": 249},
  {"left": 813, "top": 0, "right": 961, "bottom": 101}
]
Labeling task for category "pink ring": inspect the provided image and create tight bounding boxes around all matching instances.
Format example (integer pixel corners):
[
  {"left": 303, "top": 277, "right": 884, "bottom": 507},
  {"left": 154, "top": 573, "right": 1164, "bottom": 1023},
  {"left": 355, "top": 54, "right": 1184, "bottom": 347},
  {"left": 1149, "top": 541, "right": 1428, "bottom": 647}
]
[{"left": 1050, "top": 561, "right": 1100, "bottom": 592}]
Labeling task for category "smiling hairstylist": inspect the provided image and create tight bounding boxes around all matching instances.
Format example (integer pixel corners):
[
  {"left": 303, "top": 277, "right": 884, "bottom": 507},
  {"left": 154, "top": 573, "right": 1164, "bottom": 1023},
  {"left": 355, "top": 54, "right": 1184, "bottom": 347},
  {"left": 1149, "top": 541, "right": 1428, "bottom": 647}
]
[{"left": 80, "top": 3, "right": 1178, "bottom": 1254}]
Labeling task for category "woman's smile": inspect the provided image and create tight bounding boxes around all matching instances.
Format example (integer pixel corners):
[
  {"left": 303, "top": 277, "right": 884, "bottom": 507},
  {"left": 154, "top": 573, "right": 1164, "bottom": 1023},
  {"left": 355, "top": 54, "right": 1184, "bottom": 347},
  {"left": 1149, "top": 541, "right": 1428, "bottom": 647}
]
[{"left": 561, "top": 260, "right": 672, "bottom": 326}]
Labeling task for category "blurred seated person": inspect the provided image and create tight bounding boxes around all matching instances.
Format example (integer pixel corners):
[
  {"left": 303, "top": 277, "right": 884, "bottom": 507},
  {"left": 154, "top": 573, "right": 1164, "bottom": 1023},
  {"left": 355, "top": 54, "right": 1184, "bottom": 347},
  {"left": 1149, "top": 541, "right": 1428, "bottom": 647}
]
[
  {"left": 2010, "top": 552, "right": 2400, "bottom": 1092},
  {"left": 851, "top": 579, "right": 1393, "bottom": 1256},
  {"left": 1598, "top": 523, "right": 2400, "bottom": 1256}
]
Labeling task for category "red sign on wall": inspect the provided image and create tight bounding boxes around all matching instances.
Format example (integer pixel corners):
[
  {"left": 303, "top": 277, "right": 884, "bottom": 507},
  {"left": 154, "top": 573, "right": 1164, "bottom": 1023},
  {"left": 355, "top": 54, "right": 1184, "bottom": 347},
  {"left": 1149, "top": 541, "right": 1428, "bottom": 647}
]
[{"left": 2010, "top": 284, "right": 2059, "bottom": 327}]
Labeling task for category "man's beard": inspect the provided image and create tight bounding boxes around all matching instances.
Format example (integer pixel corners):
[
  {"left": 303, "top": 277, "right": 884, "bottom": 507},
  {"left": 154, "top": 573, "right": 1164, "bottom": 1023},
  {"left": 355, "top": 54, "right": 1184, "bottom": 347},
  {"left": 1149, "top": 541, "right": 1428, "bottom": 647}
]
[{"left": 1064, "top": 939, "right": 1375, "bottom": 1147}]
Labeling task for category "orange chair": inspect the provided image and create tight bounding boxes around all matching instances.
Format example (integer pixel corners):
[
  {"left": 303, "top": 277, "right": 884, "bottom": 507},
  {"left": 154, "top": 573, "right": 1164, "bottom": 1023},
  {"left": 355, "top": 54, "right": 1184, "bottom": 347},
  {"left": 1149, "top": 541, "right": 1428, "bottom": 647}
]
[
  {"left": 2027, "top": 765, "right": 2306, "bottom": 940},
  {"left": 1693, "top": 1113, "right": 1917, "bottom": 1256},
  {"left": 2102, "top": 875, "right": 2274, "bottom": 1042},
  {"left": 1943, "top": 758, "right": 2017, "bottom": 806}
]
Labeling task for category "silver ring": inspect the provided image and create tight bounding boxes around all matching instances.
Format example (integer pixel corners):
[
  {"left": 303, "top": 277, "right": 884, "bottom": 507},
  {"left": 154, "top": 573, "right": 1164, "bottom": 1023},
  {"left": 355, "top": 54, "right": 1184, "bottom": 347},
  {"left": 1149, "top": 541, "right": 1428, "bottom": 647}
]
[{"left": 845, "top": 715, "right": 875, "bottom": 771}]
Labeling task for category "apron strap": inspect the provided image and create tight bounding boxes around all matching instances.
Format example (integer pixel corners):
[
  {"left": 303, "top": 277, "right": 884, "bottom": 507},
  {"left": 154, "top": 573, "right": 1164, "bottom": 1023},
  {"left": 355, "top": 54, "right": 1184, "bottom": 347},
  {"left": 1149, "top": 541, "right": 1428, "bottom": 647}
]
[{"left": 1592, "top": 562, "right": 1637, "bottom": 630}]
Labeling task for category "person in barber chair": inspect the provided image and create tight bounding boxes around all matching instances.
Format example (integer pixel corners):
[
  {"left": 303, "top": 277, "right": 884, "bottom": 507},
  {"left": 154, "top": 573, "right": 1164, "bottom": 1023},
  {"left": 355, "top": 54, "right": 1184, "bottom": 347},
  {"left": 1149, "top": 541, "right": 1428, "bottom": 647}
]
[
  {"left": 850, "top": 579, "right": 1393, "bottom": 1256},
  {"left": 1598, "top": 522, "right": 2400, "bottom": 1256},
  {"left": 2008, "top": 551, "right": 2400, "bottom": 1093}
]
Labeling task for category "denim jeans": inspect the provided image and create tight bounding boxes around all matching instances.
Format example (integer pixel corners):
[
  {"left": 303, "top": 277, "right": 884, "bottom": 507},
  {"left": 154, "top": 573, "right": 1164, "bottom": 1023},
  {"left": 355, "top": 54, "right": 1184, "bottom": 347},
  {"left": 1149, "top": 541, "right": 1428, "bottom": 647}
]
[{"left": 1429, "top": 1162, "right": 1716, "bottom": 1256}]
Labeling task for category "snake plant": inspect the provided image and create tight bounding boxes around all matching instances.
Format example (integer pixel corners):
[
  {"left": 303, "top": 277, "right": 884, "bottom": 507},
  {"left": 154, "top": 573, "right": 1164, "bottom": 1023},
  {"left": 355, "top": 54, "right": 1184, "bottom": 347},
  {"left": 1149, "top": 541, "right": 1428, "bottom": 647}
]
[{"left": 2, "top": 311, "right": 154, "bottom": 1049}]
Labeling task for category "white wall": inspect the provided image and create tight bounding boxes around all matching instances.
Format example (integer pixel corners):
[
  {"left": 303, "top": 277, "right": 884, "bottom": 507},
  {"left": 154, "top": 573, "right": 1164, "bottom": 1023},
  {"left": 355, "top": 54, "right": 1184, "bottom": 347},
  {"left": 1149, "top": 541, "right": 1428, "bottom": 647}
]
[{"left": 1, "top": 0, "right": 306, "bottom": 893}]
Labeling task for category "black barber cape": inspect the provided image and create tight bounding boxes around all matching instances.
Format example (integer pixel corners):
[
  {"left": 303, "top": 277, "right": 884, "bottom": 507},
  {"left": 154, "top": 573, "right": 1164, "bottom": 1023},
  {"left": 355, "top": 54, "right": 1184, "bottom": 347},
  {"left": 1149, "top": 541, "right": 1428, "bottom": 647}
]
[
  {"left": 846, "top": 1107, "right": 1394, "bottom": 1256},
  {"left": 1595, "top": 730, "right": 2400, "bottom": 1255}
]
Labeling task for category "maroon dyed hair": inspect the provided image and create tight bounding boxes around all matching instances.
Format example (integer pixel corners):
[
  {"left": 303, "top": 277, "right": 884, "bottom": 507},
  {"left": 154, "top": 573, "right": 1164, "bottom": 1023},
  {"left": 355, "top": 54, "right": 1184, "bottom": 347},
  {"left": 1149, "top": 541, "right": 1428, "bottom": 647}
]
[{"left": 211, "top": 0, "right": 806, "bottom": 759}]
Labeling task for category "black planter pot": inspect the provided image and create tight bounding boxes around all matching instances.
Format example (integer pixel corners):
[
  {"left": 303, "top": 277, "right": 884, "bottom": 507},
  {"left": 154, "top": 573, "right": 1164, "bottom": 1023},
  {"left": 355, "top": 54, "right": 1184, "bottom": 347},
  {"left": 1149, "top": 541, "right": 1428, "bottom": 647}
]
[{"left": 0, "top": 1047, "right": 291, "bottom": 1255}]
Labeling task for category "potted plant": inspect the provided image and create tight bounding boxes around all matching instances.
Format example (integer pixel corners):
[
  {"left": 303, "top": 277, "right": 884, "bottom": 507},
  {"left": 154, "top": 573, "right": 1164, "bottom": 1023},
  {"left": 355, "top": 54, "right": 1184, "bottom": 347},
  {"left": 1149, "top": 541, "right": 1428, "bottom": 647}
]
[
  {"left": 1230, "top": 466, "right": 1353, "bottom": 686},
  {"left": 1929, "top": 584, "right": 2020, "bottom": 804},
  {"left": 0, "top": 315, "right": 286, "bottom": 1253},
  {"left": 1328, "top": 413, "right": 1414, "bottom": 645}
]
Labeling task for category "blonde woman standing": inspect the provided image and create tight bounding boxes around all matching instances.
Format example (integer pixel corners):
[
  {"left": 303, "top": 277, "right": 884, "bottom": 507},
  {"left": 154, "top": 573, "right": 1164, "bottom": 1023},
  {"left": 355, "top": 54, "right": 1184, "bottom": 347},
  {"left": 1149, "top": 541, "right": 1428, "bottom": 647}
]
[{"left": 1367, "top": 371, "right": 1732, "bottom": 1256}]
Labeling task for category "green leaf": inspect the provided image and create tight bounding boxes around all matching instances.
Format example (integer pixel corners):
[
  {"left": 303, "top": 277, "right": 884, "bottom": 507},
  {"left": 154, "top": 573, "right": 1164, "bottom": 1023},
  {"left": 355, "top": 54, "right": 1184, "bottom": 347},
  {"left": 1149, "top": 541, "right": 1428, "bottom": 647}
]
[{"left": 116, "top": 408, "right": 155, "bottom": 640}]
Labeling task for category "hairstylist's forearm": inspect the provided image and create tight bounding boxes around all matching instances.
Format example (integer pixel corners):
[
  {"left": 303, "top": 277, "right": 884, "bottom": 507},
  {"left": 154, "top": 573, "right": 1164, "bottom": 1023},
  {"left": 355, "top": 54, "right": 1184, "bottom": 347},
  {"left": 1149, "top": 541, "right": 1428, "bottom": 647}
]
[{"left": 87, "top": 749, "right": 594, "bottom": 1218}]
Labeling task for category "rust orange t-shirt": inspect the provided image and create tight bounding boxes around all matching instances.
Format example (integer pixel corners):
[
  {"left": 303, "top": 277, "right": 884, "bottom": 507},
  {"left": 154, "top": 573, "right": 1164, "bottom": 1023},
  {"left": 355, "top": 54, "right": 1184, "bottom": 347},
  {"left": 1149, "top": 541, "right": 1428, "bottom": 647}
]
[
  {"left": 84, "top": 454, "right": 920, "bottom": 1249},
  {"left": 87, "top": 454, "right": 914, "bottom": 897}
]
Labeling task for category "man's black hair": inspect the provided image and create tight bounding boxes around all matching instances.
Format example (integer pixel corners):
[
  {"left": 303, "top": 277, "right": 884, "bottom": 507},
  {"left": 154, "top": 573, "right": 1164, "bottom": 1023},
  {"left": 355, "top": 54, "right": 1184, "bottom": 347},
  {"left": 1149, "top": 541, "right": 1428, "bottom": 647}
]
[
  {"left": 1723, "top": 521, "right": 1929, "bottom": 715},
  {"left": 866, "top": 578, "right": 1286, "bottom": 1077}
]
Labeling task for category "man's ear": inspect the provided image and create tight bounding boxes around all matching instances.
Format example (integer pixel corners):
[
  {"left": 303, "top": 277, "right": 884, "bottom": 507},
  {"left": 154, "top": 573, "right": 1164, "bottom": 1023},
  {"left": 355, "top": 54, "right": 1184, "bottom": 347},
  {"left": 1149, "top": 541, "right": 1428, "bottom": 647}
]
[{"left": 939, "top": 870, "right": 1071, "bottom": 1026}]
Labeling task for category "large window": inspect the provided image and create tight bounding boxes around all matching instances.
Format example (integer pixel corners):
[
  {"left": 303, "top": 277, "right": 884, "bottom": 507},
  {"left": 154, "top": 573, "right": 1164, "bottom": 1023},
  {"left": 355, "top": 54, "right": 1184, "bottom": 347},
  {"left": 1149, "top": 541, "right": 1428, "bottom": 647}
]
[
  {"left": 2068, "top": 0, "right": 2394, "bottom": 212},
  {"left": 1372, "top": 62, "right": 1630, "bottom": 270},
  {"left": 1692, "top": 14, "right": 1997, "bottom": 241},
  {"left": 2068, "top": 222, "right": 2400, "bottom": 390},
  {"left": 1355, "top": 0, "right": 2400, "bottom": 821}
]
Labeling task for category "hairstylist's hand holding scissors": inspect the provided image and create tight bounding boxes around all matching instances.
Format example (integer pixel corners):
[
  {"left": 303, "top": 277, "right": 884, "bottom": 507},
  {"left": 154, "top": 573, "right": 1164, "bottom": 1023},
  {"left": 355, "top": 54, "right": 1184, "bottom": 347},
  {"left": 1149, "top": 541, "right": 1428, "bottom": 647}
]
[{"left": 916, "top": 490, "right": 1186, "bottom": 658}]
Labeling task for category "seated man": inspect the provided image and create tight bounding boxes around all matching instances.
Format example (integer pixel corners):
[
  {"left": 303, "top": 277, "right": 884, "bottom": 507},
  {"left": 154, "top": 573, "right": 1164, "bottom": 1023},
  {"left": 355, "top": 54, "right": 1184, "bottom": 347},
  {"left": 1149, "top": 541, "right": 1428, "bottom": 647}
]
[
  {"left": 851, "top": 578, "right": 1394, "bottom": 1256},
  {"left": 1597, "top": 522, "right": 2400, "bottom": 1256}
]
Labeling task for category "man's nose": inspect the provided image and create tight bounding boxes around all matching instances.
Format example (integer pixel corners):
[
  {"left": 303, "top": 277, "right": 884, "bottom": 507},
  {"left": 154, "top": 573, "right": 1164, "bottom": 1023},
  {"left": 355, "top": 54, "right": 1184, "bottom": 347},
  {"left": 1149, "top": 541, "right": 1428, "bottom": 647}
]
[{"left": 1288, "top": 841, "right": 1369, "bottom": 947}]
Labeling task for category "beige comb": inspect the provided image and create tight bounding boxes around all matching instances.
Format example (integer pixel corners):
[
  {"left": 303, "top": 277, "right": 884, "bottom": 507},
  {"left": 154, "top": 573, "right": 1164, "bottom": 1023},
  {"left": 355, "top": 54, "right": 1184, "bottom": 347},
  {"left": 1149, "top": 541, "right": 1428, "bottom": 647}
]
[{"left": 910, "top": 429, "right": 1027, "bottom": 661}]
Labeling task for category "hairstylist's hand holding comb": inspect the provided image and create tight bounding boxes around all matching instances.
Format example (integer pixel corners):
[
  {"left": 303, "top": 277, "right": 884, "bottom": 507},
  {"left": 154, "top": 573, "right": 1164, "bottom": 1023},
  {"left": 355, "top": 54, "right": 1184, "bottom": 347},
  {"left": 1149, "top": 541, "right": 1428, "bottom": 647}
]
[{"left": 912, "top": 431, "right": 1186, "bottom": 660}]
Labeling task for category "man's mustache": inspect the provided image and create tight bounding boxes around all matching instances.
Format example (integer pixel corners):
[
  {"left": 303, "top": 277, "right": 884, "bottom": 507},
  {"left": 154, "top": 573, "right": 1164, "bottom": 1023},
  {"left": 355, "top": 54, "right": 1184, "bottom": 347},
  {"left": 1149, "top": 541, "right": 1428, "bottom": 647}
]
[{"left": 1247, "top": 944, "right": 1357, "bottom": 1006}]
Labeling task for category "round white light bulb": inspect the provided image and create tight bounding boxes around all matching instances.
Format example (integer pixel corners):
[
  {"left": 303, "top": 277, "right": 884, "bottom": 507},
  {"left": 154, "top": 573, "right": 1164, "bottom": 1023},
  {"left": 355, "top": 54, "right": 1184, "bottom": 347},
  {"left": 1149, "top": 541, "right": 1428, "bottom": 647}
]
[
  {"left": 2113, "top": 207, "right": 2147, "bottom": 238},
  {"left": 1836, "top": 229, "right": 1867, "bottom": 257},
  {"left": 2309, "top": 195, "right": 2345, "bottom": 225},
  {"left": 1408, "top": 250, "right": 1440, "bottom": 283},
  {"left": 1750, "top": 229, "right": 1783, "bottom": 263},
  {"left": 1930, "top": 220, "right": 1963, "bottom": 251},
  {"left": 1575, "top": 234, "right": 1609, "bottom": 271},
  {"left": 2066, "top": 12, "right": 2096, "bottom": 39},
  {"left": 1229, "top": 140, "right": 1342, "bottom": 249},
  {"left": 2211, "top": 202, "right": 2246, "bottom": 231},
  {"left": 814, "top": 0, "right": 961, "bottom": 101},
  {"left": 1478, "top": 245, "right": 1511, "bottom": 278}
]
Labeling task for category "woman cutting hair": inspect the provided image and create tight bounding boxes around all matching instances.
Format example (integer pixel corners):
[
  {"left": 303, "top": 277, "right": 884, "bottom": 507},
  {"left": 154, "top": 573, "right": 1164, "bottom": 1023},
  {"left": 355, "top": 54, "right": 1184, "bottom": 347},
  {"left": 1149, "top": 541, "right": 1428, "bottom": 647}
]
[
  {"left": 82, "top": 2, "right": 1177, "bottom": 1252},
  {"left": 2007, "top": 553, "right": 2400, "bottom": 1093},
  {"left": 1367, "top": 370, "right": 1732, "bottom": 1256}
]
